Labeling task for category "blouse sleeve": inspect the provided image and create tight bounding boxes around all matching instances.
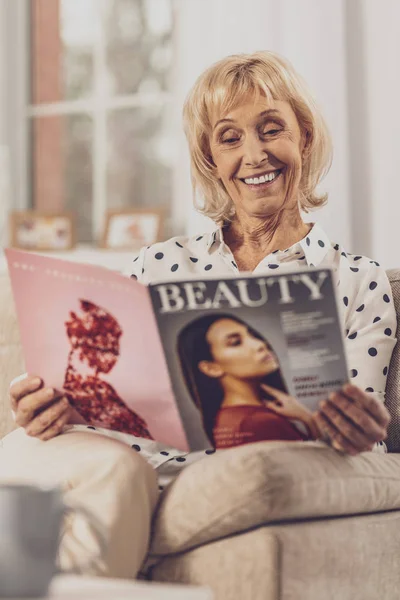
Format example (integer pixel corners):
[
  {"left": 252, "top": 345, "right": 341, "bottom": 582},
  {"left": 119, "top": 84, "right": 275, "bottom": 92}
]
[
  {"left": 344, "top": 263, "right": 397, "bottom": 401},
  {"left": 126, "top": 246, "right": 148, "bottom": 283}
]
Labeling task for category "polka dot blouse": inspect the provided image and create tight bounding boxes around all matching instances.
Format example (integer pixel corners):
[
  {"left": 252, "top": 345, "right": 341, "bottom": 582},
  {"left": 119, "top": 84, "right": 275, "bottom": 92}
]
[
  {"left": 14, "top": 222, "right": 395, "bottom": 488},
  {"left": 123, "top": 222, "right": 395, "bottom": 480},
  {"left": 131, "top": 222, "right": 396, "bottom": 405}
]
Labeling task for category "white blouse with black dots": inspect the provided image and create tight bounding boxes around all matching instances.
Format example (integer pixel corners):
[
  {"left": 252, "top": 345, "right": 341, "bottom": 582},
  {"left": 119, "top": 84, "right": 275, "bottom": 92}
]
[{"left": 11, "top": 222, "right": 398, "bottom": 490}]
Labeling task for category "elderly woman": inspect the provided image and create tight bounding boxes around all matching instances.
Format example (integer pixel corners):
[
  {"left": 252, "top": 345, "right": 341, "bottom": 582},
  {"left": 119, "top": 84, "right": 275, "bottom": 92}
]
[{"left": 4, "top": 51, "right": 396, "bottom": 579}]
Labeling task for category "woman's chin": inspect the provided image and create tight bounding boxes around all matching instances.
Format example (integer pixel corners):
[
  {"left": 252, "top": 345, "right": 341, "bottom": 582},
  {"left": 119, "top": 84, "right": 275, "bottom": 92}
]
[
  {"left": 240, "top": 196, "right": 287, "bottom": 219},
  {"left": 262, "top": 365, "right": 280, "bottom": 376}
]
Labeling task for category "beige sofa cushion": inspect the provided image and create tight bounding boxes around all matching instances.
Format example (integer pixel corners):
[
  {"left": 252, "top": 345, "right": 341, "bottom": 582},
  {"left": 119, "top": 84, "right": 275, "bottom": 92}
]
[
  {"left": 0, "top": 271, "right": 23, "bottom": 439},
  {"left": 151, "top": 440, "right": 400, "bottom": 555}
]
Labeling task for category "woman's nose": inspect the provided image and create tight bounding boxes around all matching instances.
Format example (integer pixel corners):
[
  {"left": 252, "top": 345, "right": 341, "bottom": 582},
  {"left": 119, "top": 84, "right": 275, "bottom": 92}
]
[
  {"left": 252, "top": 337, "right": 266, "bottom": 351},
  {"left": 243, "top": 135, "right": 268, "bottom": 167}
]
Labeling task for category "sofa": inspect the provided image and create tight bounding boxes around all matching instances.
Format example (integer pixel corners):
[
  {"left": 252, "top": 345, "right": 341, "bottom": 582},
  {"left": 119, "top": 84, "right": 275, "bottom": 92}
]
[{"left": 2, "top": 266, "right": 400, "bottom": 600}]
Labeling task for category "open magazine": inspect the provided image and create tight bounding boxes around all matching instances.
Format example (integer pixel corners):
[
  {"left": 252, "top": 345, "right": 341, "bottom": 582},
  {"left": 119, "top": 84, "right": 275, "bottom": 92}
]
[{"left": 5, "top": 248, "right": 349, "bottom": 452}]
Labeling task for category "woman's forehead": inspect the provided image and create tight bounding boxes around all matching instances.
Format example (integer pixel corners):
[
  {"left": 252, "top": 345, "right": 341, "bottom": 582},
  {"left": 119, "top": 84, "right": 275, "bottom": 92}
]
[
  {"left": 210, "top": 93, "right": 293, "bottom": 129},
  {"left": 209, "top": 87, "right": 265, "bottom": 123},
  {"left": 206, "top": 318, "right": 247, "bottom": 342}
]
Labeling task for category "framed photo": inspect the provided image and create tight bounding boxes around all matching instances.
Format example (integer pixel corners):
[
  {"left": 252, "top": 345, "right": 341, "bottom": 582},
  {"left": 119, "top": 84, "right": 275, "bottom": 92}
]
[
  {"left": 102, "top": 208, "right": 164, "bottom": 250},
  {"left": 9, "top": 211, "right": 76, "bottom": 251}
]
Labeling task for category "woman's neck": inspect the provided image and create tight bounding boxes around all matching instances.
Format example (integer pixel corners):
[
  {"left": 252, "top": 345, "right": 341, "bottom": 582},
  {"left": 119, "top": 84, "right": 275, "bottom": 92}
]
[
  {"left": 224, "top": 207, "right": 312, "bottom": 272},
  {"left": 220, "top": 378, "right": 264, "bottom": 408}
]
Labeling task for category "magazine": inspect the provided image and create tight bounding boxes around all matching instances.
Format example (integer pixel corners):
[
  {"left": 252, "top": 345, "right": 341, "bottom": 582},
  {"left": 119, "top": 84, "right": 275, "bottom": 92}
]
[{"left": 5, "top": 248, "right": 349, "bottom": 452}]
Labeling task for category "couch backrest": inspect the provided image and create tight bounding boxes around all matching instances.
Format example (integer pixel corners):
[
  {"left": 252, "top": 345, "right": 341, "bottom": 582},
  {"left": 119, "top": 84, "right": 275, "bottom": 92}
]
[{"left": 384, "top": 269, "right": 400, "bottom": 451}]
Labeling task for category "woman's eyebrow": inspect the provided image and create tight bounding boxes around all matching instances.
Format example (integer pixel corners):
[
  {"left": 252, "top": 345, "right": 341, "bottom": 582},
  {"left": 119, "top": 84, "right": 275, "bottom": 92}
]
[
  {"left": 258, "top": 109, "right": 281, "bottom": 119},
  {"left": 213, "top": 109, "right": 281, "bottom": 130},
  {"left": 213, "top": 118, "right": 235, "bottom": 131}
]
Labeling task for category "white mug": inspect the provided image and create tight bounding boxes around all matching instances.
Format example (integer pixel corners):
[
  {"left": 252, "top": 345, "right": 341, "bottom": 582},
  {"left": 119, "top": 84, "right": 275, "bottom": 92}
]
[{"left": 0, "top": 483, "right": 106, "bottom": 598}]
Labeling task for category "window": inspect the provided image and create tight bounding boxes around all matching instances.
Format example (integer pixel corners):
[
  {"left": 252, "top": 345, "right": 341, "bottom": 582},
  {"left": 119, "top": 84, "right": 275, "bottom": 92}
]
[{"left": 29, "top": 0, "right": 177, "bottom": 243}]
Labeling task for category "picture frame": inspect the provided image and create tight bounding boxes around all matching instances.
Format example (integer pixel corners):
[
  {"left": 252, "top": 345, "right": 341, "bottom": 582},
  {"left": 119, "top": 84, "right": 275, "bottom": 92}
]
[
  {"left": 102, "top": 208, "right": 164, "bottom": 251},
  {"left": 9, "top": 211, "right": 76, "bottom": 251}
]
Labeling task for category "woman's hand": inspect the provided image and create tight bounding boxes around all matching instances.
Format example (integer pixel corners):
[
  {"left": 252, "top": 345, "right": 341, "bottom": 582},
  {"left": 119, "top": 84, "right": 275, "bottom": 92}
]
[
  {"left": 261, "top": 383, "right": 320, "bottom": 439},
  {"left": 10, "top": 375, "right": 72, "bottom": 441},
  {"left": 314, "top": 383, "right": 390, "bottom": 456}
]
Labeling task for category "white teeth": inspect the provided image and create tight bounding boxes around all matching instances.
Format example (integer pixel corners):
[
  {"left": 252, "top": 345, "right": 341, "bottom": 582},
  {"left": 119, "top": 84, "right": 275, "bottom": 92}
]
[{"left": 244, "top": 170, "right": 279, "bottom": 185}]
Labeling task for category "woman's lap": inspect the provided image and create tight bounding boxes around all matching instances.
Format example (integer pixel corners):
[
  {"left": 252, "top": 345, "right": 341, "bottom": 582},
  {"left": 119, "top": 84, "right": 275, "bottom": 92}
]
[{"left": 0, "top": 426, "right": 157, "bottom": 489}]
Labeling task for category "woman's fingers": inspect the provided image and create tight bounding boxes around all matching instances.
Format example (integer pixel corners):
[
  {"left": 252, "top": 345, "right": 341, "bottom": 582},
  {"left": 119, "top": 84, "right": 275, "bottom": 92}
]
[
  {"left": 36, "top": 408, "right": 72, "bottom": 441},
  {"left": 15, "top": 387, "right": 64, "bottom": 428},
  {"left": 342, "top": 384, "right": 390, "bottom": 428},
  {"left": 260, "top": 383, "right": 287, "bottom": 403},
  {"left": 315, "top": 387, "right": 388, "bottom": 454},
  {"left": 329, "top": 390, "right": 387, "bottom": 443},
  {"left": 314, "top": 411, "right": 363, "bottom": 455},
  {"left": 316, "top": 399, "right": 374, "bottom": 453},
  {"left": 9, "top": 375, "right": 43, "bottom": 411},
  {"left": 25, "top": 397, "right": 71, "bottom": 438}
]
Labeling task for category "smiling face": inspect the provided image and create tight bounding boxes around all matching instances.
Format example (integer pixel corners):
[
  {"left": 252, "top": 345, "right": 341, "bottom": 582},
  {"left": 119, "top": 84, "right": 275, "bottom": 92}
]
[
  {"left": 200, "top": 318, "right": 279, "bottom": 381},
  {"left": 209, "top": 96, "right": 305, "bottom": 220}
]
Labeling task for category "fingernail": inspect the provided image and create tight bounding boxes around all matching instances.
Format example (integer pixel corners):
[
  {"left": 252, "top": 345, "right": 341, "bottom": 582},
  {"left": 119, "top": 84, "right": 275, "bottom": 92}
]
[
  {"left": 46, "top": 388, "right": 54, "bottom": 398},
  {"left": 32, "top": 377, "right": 41, "bottom": 387}
]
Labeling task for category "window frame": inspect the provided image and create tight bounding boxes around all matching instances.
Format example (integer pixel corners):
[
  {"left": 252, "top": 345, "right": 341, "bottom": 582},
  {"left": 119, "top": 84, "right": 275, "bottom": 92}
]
[{"left": 25, "top": 0, "right": 179, "bottom": 242}]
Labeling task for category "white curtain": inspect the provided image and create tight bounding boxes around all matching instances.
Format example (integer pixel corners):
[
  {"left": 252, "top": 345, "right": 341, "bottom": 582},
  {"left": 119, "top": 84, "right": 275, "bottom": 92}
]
[
  {"left": 175, "top": 0, "right": 400, "bottom": 268},
  {"left": 352, "top": 0, "right": 400, "bottom": 269}
]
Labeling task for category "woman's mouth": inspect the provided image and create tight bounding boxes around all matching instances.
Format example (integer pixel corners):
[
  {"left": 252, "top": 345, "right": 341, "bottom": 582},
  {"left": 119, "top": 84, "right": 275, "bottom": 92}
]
[
  {"left": 259, "top": 351, "right": 275, "bottom": 363},
  {"left": 239, "top": 169, "right": 283, "bottom": 191}
]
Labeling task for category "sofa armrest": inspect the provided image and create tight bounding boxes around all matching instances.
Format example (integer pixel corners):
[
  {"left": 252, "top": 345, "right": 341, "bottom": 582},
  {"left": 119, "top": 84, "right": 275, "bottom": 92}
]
[{"left": 151, "top": 440, "right": 400, "bottom": 555}]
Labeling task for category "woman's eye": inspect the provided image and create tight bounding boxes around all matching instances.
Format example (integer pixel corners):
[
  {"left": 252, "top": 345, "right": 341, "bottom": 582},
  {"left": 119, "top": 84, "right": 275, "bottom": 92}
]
[
  {"left": 221, "top": 136, "right": 240, "bottom": 144},
  {"left": 220, "top": 130, "right": 240, "bottom": 144},
  {"left": 262, "top": 128, "right": 281, "bottom": 136}
]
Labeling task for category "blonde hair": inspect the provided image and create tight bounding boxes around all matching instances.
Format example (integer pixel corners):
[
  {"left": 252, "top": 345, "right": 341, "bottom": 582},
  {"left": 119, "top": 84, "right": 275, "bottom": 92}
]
[{"left": 183, "top": 51, "right": 333, "bottom": 224}]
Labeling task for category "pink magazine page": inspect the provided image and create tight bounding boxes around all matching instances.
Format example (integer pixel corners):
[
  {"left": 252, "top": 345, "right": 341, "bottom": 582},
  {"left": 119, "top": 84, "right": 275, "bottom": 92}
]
[{"left": 5, "top": 248, "right": 189, "bottom": 451}]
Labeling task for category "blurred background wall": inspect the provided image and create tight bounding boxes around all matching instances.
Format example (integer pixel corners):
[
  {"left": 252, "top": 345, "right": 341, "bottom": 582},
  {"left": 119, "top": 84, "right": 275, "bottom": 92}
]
[{"left": 0, "top": 0, "right": 399, "bottom": 266}]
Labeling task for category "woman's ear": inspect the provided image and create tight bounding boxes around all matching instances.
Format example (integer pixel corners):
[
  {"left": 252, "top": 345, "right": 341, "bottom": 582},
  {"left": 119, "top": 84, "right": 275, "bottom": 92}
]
[{"left": 198, "top": 360, "right": 224, "bottom": 378}]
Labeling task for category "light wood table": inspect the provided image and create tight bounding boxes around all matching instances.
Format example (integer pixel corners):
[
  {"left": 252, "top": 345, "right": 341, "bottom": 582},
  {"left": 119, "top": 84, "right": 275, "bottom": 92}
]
[{"left": 4, "top": 575, "right": 214, "bottom": 599}]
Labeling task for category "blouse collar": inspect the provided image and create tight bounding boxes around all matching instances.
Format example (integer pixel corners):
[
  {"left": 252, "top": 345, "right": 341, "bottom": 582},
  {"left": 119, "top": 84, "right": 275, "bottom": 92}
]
[{"left": 206, "top": 222, "right": 331, "bottom": 267}]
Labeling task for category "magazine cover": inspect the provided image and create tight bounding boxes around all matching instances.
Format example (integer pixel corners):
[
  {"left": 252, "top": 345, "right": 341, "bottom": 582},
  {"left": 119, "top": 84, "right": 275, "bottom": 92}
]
[
  {"left": 149, "top": 271, "right": 349, "bottom": 449},
  {"left": 5, "top": 248, "right": 189, "bottom": 450}
]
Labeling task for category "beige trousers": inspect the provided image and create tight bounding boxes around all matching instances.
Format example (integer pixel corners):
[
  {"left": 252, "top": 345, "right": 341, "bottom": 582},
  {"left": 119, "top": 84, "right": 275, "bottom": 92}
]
[{"left": 0, "top": 427, "right": 159, "bottom": 579}]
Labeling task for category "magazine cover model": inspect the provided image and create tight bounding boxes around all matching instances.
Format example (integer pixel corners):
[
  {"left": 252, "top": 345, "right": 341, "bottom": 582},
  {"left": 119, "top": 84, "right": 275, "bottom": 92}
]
[{"left": 6, "top": 248, "right": 349, "bottom": 451}]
